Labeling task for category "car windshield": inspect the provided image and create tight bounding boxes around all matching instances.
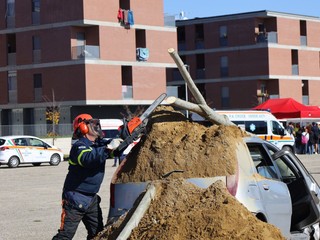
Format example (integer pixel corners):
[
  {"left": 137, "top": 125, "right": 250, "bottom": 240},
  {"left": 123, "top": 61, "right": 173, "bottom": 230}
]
[
  {"left": 0, "top": 139, "right": 5, "bottom": 146},
  {"left": 102, "top": 129, "right": 120, "bottom": 139}
]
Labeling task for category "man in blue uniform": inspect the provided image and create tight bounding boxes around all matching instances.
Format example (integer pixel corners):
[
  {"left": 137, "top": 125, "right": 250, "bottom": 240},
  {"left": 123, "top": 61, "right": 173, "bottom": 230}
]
[{"left": 53, "top": 114, "right": 122, "bottom": 240}]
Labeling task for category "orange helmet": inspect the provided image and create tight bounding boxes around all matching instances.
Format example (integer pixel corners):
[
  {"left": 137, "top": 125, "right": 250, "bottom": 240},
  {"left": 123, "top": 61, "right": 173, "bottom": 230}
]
[
  {"left": 73, "top": 114, "right": 103, "bottom": 139},
  {"left": 73, "top": 114, "right": 93, "bottom": 135}
]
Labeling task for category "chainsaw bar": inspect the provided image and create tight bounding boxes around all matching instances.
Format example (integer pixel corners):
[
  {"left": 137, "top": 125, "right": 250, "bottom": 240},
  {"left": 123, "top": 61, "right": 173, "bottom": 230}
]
[
  {"left": 139, "top": 93, "right": 167, "bottom": 122},
  {"left": 113, "top": 93, "right": 167, "bottom": 156}
]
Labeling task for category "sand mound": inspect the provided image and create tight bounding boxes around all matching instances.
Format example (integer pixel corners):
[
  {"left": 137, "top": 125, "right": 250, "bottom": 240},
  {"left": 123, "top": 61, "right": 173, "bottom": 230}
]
[{"left": 95, "top": 106, "right": 285, "bottom": 240}]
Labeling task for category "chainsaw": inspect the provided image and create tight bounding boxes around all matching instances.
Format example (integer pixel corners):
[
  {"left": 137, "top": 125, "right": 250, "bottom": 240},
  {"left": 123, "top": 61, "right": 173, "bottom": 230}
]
[{"left": 113, "top": 93, "right": 167, "bottom": 156}]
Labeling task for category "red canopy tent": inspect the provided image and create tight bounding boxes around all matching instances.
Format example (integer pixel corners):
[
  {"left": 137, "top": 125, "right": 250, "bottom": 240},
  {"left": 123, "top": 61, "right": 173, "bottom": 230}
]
[{"left": 252, "top": 98, "right": 320, "bottom": 119}]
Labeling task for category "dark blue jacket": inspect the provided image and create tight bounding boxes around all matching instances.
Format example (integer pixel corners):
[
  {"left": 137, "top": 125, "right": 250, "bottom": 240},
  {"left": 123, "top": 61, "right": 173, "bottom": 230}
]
[{"left": 63, "top": 137, "right": 111, "bottom": 194}]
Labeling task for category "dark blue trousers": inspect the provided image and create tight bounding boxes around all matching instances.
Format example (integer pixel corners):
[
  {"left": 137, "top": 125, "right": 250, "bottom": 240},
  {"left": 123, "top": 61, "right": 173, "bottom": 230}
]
[{"left": 52, "top": 193, "right": 103, "bottom": 240}]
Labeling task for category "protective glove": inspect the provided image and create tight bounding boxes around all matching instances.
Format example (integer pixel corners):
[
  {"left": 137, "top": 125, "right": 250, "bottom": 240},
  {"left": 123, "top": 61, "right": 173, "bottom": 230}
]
[{"left": 107, "top": 138, "right": 123, "bottom": 150}]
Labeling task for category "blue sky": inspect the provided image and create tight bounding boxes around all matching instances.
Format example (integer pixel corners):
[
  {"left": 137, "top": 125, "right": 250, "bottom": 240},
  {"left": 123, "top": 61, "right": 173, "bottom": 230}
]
[{"left": 163, "top": 0, "right": 320, "bottom": 19}]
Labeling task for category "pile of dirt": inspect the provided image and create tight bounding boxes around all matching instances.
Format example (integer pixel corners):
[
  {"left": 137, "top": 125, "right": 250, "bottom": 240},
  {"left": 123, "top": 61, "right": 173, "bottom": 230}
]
[
  {"left": 96, "top": 106, "right": 285, "bottom": 240},
  {"left": 117, "top": 106, "right": 247, "bottom": 182},
  {"left": 129, "top": 179, "right": 284, "bottom": 240}
]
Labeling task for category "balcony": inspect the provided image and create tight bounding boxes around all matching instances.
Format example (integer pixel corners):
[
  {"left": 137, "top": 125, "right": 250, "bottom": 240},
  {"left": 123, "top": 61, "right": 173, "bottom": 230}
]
[
  {"left": 256, "top": 32, "right": 278, "bottom": 44},
  {"left": 8, "top": 53, "right": 16, "bottom": 65},
  {"left": 292, "top": 64, "right": 299, "bottom": 75},
  {"left": 33, "top": 50, "right": 41, "bottom": 63},
  {"left": 300, "top": 36, "right": 307, "bottom": 46},
  {"left": 32, "top": 12, "right": 40, "bottom": 25},
  {"left": 122, "top": 85, "right": 133, "bottom": 99},
  {"left": 302, "top": 95, "right": 309, "bottom": 105},
  {"left": 8, "top": 90, "right": 17, "bottom": 103},
  {"left": 71, "top": 45, "right": 100, "bottom": 59},
  {"left": 6, "top": 16, "right": 15, "bottom": 28}
]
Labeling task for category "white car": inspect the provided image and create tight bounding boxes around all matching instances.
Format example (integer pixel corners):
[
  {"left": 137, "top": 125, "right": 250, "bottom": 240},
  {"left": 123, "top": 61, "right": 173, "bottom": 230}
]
[
  {"left": 107, "top": 136, "right": 320, "bottom": 239},
  {"left": 0, "top": 135, "right": 63, "bottom": 168}
]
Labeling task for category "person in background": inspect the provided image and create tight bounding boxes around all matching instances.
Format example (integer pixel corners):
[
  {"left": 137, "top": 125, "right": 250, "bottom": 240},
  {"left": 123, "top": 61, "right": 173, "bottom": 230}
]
[
  {"left": 53, "top": 114, "right": 123, "bottom": 240},
  {"left": 301, "top": 126, "right": 309, "bottom": 154},
  {"left": 286, "top": 122, "right": 295, "bottom": 136},
  {"left": 112, "top": 155, "right": 120, "bottom": 167},
  {"left": 295, "top": 126, "right": 303, "bottom": 154},
  {"left": 307, "top": 125, "right": 315, "bottom": 154},
  {"left": 318, "top": 123, "right": 320, "bottom": 154},
  {"left": 311, "top": 122, "right": 319, "bottom": 154}
]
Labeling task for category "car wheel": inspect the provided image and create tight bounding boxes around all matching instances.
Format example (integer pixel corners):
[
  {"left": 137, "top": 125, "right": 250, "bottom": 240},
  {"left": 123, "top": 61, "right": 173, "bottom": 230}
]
[
  {"left": 8, "top": 156, "right": 20, "bottom": 168},
  {"left": 32, "top": 163, "right": 41, "bottom": 166},
  {"left": 50, "top": 154, "right": 61, "bottom": 166}
]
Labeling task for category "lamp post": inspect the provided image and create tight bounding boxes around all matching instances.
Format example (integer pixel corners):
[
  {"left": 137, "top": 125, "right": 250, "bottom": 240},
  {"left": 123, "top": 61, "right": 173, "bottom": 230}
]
[{"left": 184, "top": 64, "right": 190, "bottom": 118}]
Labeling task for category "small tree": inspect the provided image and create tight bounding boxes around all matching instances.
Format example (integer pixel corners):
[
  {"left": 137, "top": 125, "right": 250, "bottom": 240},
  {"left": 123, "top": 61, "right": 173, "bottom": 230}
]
[
  {"left": 120, "top": 105, "right": 145, "bottom": 120},
  {"left": 44, "top": 89, "right": 61, "bottom": 145}
]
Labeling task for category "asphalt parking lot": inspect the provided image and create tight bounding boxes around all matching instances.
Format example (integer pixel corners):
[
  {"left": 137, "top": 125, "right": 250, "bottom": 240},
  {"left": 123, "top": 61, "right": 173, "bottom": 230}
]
[
  {"left": 0, "top": 154, "right": 319, "bottom": 240},
  {"left": 0, "top": 159, "right": 116, "bottom": 240}
]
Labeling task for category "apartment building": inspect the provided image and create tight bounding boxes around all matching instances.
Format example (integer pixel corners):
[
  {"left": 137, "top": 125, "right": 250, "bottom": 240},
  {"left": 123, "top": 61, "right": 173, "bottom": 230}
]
[
  {"left": 169, "top": 10, "right": 320, "bottom": 110},
  {"left": 0, "top": 0, "right": 177, "bottom": 136}
]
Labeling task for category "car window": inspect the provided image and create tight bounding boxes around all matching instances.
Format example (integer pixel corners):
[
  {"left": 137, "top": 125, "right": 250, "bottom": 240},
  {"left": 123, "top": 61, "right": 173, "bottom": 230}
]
[
  {"left": 271, "top": 120, "right": 285, "bottom": 135},
  {"left": 247, "top": 143, "right": 279, "bottom": 180},
  {"left": 273, "top": 156, "right": 297, "bottom": 181},
  {"left": 233, "top": 121, "right": 267, "bottom": 135},
  {"left": 29, "top": 138, "right": 45, "bottom": 147},
  {"left": 0, "top": 139, "right": 5, "bottom": 146},
  {"left": 264, "top": 142, "right": 301, "bottom": 182},
  {"left": 13, "top": 138, "right": 28, "bottom": 146}
]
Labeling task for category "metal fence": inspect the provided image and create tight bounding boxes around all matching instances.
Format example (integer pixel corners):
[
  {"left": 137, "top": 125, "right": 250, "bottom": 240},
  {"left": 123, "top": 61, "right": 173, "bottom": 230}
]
[{"left": 0, "top": 124, "right": 73, "bottom": 138}]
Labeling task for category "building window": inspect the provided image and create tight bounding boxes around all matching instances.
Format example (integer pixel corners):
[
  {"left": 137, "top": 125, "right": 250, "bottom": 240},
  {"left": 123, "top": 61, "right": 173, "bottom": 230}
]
[
  {"left": 33, "top": 74, "right": 42, "bottom": 102},
  {"left": 32, "top": 36, "right": 41, "bottom": 63},
  {"left": 6, "top": 0, "right": 15, "bottom": 28},
  {"left": 177, "top": 26, "right": 186, "bottom": 51},
  {"left": 32, "top": 36, "right": 40, "bottom": 50},
  {"left": 302, "top": 80, "right": 309, "bottom": 105},
  {"left": 32, "top": 0, "right": 40, "bottom": 25},
  {"left": 195, "top": 24, "right": 204, "bottom": 49},
  {"left": 119, "top": 0, "right": 130, "bottom": 9},
  {"left": 196, "top": 54, "right": 205, "bottom": 79},
  {"left": 32, "top": 0, "right": 40, "bottom": 12},
  {"left": 136, "top": 29, "right": 146, "bottom": 48},
  {"left": 221, "top": 86, "right": 229, "bottom": 108},
  {"left": 121, "top": 66, "right": 132, "bottom": 99},
  {"left": 7, "top": 34, "right": 16, "bottom": 65},
  {"left": 8, "top": 71, "right": 17, "bottom": 103},
  {"left": 291, "top": 50, "right": 299, "bottom": 75},
  {"left": 300, "top": 20, "right": 307, "bottom": 46},
  {"left": 220, "top": 56, "right": 229, "bottom": 77},
  {"left": 219, "top": 26, "right": 228, "bottom": 46},
  {"left": 6, "top": 0, "right": 15, "bottom": 16}
]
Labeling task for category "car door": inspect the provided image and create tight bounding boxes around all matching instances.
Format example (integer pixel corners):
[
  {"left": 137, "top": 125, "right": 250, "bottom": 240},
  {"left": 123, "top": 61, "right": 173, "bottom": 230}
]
[
  {"left": 29, "top": 138, "right": 48, "bottom": 162},
  {"left": 246, "top": 143, "right": 292, "bottom": 236},
  {"left": 12, "top": 137, "right": 33, "bottom": 163},
  {"left": 266, "top": 145, "right": 320, "bottom": 231}
]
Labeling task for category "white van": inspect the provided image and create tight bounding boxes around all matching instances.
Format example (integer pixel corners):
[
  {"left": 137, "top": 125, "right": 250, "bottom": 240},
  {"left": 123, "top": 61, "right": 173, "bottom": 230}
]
[
  {"left": 99, "top": 119, "right": 123, "bottom": 140},
  {"left": 192, "top": 110, "right": 295, "bottom": 152},
  {"left": 218, "top": 110, "right": 295, "bottom": 152}
]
